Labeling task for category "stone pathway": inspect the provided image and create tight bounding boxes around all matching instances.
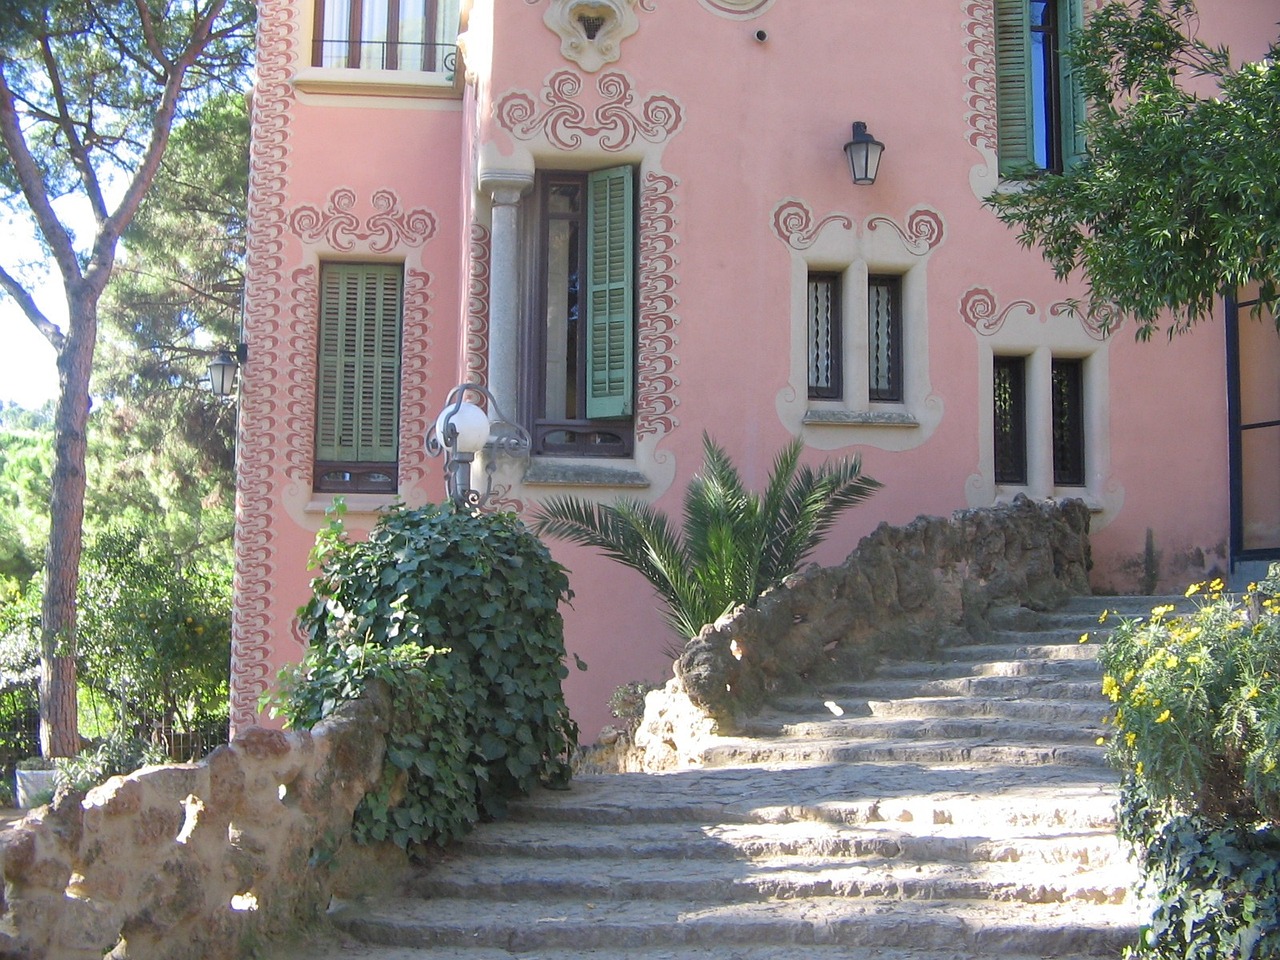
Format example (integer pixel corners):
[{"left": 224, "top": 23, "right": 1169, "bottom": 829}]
[{"left": 272, "top": 595, "right": 1172, "bottom": 960}]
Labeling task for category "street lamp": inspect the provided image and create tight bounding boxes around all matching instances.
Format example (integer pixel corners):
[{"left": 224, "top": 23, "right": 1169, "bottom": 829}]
[
  {"left": 426, "top": 383, "right": 530, "bottom": 507},
  {"left": 206, "top": 344, "right": 248, "bottom": 397}
]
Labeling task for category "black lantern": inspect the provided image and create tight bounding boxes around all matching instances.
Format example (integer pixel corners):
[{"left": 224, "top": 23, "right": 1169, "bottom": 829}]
[
  {"left": 206, "top": 344, "right": 248, "bottom": 397},
  {"left": 843, "top": 121, "right": 885, "bottom": 186}
]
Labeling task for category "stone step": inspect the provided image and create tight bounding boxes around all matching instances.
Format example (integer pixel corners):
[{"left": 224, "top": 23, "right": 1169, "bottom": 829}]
[
  {"left": 815, "top": 675, "right": 1102, "bottom": 702},
  {"left": 873, "top": 657, "right": 1102, "bottom": 681},
  {"left": 453, "top": 820, "right": 1126, "bottom": 868},
  {"left": 507, "top": 768, "right": 1122, "bottom": 831},
  {"left": 936, "top": 642, "right": 1103, "bottom": 662},
  {"left": 863, "top": 695, "right": 1107, "bottom": 725},
  {"left": 985, "top": 627, "right": 1110, "bottom": 647},
  {"left": 406, "top": 854, "right": 1132, "bottom": 906},
  {"left": 270, "top": 946, "right": 1139, "bottom": 960},
  {"left": 329, "top": 895, "right": 1138, "bottom": 956},
  {"left": 696, "top": 737, "right": 1107, "bottom": 769},
  {"left": 737, "top": 715, "right": 1105, "bottom": 746}
]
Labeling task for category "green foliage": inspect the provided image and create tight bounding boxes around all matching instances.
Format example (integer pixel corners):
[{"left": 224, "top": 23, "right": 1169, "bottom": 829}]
[
  {"left": 608, "top": 680, "right": 657, "bottom": 735},
  {"left": 987, "top": 0, "right": 1280, "bottom": 336},
  {"left": 0, "top": 590, "right": 40, "bottom": 773},
  {"left": 276, "top": 502, "right": 579, "bottom": 849},
  {"left": 1101, "top": 569, "right": 1280, "bottom": 959},
  {"left": 0, "top": 415, "right": 52, "bottom": 587},
  {"left": 531, "top": 433, "right": 882, "bottom": 642},
  {"left": 54, "top": 732, "right": 169, "bottom": 794},
  {"left": 1118, "top": 788, "right": 1280, "bottom": 960},
  {"left": 1099, "top": 576, "right": 1280, "bottom": 822},
  {"left": 76, "top": 526, "right": 231, "bottom": 750}
]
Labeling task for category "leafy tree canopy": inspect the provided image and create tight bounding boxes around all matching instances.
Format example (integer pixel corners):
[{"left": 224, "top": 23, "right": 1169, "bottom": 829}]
[{"left": 988, "top": 0, "right": 1280, "bottom": 338}]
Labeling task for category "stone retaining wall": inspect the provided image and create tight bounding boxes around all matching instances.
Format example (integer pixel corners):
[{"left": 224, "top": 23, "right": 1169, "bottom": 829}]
[
  {"left": 636, "top": 496, "right": 1092, "bottom": 767},
  {"left": 0, "top": 685, "right": 403, "bottom": 960}
]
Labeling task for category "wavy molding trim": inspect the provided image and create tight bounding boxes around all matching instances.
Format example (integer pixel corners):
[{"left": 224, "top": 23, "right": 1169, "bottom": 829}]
[
  {"left": 698, "top": 0, "right": 774, "bottom": 17},
  {"left": 288, "top": 188, "right": 438, "bottom": 253},
  {"left": 232, "top": 0, "right": 297, "bottom": 733},
  {"left": 465, "top": 223, "right": 492, "bottom": 387},
  {"left": 635, "top": 170, "right": 680, "bottom": 439},
  {"left": 495, "top": 70, "right": 683, "bottom": 151}
]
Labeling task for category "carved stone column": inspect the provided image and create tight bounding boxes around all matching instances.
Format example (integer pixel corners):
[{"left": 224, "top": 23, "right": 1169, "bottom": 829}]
[{"left": 480, "top": 173, "right": 533, "bottom": 417}]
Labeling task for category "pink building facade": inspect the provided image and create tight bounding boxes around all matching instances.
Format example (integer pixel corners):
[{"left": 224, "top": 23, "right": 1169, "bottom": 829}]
[{"left": 236, "top": 0, "right": 1279, "bottom": 739}]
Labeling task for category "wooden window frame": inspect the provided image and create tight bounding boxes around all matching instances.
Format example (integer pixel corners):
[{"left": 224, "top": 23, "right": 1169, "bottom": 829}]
[
  {"left": 1051, "top": 357, "right": 1086, "bottom": 486},
  {"left": 806, "top": 272, "right": 843, "bottom": 401},
  {"left": 867, "top": 274, "right": 904, "bottom": 403},
  {"left": 311, "top": 0, "right": 444, "bottom": 71},
  {"left": 314, "top": 262, "right": 403, "bottom": 494},
  {"left": 525, "top": 168, "right": 636, "bottom": 459},
  {"left": 993, "top": 355, "right": 1028, "bottom": 485}
]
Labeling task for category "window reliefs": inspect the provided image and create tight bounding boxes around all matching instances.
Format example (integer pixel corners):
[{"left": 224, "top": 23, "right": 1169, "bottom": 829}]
[
  {"left": 994, "top": 0, "right": 1085, "bottom": 175},
  {"left": 310, "top": 0, "right": 459, "bottom": 72},
  {"left": 314, "top": 262, "right": 403, "bottom": 493},
  {"left": 525, "top": 166, "right": 636, "bottom": 458}
]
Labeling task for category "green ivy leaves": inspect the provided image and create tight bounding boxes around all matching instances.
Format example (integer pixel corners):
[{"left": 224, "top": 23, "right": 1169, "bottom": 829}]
[{"left": 274, "top": 501, "right": 578, "bottom": 849}]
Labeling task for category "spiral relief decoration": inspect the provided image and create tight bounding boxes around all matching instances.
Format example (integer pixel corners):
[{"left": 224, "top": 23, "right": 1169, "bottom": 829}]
[
  {"left": 960, "top": 287, "right": 1037, "bottom": 334},
  {"left": 770, "top": 199, "right": 854, "bottom": 250},
  {"left": 399, "top": 268, "right": 434, "bottom": 488},
  {"left": 495, "top": 70, "right": 683, "bottom": 152},
  {"left": 231, "top": 0, "right": 297, "bottom": 733},
  {"left": 962, "top": 0, "right": 997, "bottom": 153},
  {"left": 283, "top": 266, "right": 319, "bottom": 493},
  {"left": 289, "top": 188, "right": 437, "bottom": 253},
  {"left": 1050, "top": 299, "right": 1120, "bottom": 340},
  {"left": 635, "top": 171, "right": 681, "bottom": 439},
  {"left": 465, "top": 223, "right": 491, "bottom": 388},
  {"left": 868, "top": 208, "right": 946, "bottom": 254}
]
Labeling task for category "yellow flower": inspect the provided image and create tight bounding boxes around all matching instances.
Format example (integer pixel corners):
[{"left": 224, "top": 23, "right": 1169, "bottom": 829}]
[
  {"left": 1079, "top": 632, "right": 1089, "bottom": 644},
  {"left": 1098, "top": 610, "right": 1110, "bottom": 624},
  {"left": 1125, "top": 732, "right": 1137, "bottom": 747},
  {"left": 1095, "top": 736, "right": 1106, "bottom": 746},
  {"left": 1165, "top": 655, "right": 1179, "bottom": 669},
  {"left": 1136, "top": 761, "right": 1144, "bottom": 776},
  {"left": 1184, "top": 583, "right": 1201, "bottom": 598},
  {"left": 1156, "top": 709, "right": 1171, "bottom": 723},
  {"left": 1247, "top": 687, "right": 1260, "bottom": 701},
  {"left": 1210, "top": 578, "right": 1225, "bottom": 592}
]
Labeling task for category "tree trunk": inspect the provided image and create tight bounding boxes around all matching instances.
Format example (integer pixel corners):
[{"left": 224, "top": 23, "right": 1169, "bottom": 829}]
[{"left": 38, "top": 292, "right": 96, "bottom": 758}]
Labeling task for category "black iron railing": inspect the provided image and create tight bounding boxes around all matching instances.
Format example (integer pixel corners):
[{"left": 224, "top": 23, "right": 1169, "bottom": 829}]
[{"left": 312, "top": 38, "right": 457, "bottom": 74}]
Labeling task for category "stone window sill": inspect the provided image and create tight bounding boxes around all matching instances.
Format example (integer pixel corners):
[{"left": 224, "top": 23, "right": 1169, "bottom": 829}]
[
  {"left": 305, "top": 493, "right": 401, "bottom": 515},
  {"left": 803, "top": 409, "right": 920, "bottom": 427},
  {"left": 293, "top": 67, "right": 462, "bottom": 99},
  {"left": 522, "top": 461, "right": 650, "bottom": 488}
]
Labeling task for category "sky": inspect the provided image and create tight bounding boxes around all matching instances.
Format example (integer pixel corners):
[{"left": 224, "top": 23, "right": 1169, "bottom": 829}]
[{"left": 0, "top": 293, "right": 61, "bottom": 409}]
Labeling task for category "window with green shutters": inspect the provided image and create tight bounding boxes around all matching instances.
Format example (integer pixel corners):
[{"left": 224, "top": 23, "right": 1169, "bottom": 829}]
[
  {"left": 530, "top": 167, "right": 635, "bottom": 457},
  {"left": 994, "top": 0, "right": 1085, "bottom": 175},
  {"left": 314, "top": 262, "right": 403, "bottom": 493}
]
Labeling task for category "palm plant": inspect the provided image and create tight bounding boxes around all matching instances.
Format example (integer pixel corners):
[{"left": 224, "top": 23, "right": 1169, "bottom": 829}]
[{"left": 530, "top": 434, "right": 882, "bottom": 644}]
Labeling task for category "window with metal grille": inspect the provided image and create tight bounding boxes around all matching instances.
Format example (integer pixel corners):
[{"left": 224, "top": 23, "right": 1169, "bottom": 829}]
[
  {"left": 807, "top": 273, "right": 842, "bottom": 400},
  {"left": 311, "top": 0, "right": 459, "bottom": 71},
  {"left": 868, "top": 275, "right": 903, "bottom": 402},
  {"left": 1051, "top": 357, "right": 1085, "bottom": 486},
  {"left": 314, "top": 263, "right": 402, "bottom": 493},
  {"left": 993, "top": 355, "right": 1028, "bottom": 485}
]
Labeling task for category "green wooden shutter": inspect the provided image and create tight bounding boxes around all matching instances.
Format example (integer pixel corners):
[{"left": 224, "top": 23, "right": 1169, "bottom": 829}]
[
  {"left": 315, "top": 263, "right": 402, "bottom": 463},
  {"left": 585, "top": 166, "right": 634, "bottom": 420},
  {"left": 994, "top": 0, "right": 1035, "bottom": 176},
  {"left": 1059, "top": 0, "right": 1087, "bottom": 169}
]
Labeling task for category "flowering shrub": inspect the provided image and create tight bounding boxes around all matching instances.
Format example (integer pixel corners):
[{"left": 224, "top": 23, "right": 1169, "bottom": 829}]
[
  {"left": 1099, "top": 575, "right": 1280, "bottom": 822},
  {"left": 1099, "top": 569, "right": 1280, "bottom": 959}
]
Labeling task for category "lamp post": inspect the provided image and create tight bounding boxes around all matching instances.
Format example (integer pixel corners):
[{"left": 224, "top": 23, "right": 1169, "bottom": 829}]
[
  {"left": 843, "top": 121, "right": 885, "bottom": 186},
  {"left": 205, "top": 344, "right": 248, "bottom": 397},
  {"left": 426, "top": 383, "right": 530, "bottom": 508}
]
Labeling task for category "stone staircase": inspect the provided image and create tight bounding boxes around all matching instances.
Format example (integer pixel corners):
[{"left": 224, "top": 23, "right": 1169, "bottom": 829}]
[{"left": 275, "top": 595, "right": 1175, "bottom": 960}]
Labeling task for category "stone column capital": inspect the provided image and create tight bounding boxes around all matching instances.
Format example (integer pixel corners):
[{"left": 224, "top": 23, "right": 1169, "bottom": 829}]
[{"left": 481, "top": 171, "right": 534, "bottom": 206}]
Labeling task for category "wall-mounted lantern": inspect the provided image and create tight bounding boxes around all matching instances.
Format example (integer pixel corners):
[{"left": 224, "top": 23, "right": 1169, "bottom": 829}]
[
  {"left": 844, "top": 121, "right": 885, "bottom": 186},
  {"left": 206, "top": 344, "right": 248, "bottom": 397},
  {"left": 426, "top": 382, "right": 530, "bottom": 508}
]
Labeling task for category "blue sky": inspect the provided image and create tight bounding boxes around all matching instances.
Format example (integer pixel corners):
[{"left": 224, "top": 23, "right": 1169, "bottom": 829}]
[{"left": 0, "top": 297, "right": 60, "bottom": 409}]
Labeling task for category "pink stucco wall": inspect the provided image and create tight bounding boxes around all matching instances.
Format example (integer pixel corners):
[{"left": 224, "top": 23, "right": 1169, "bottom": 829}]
[{"left": 238, "top": 0, "right": 1272, "bottom": 740}]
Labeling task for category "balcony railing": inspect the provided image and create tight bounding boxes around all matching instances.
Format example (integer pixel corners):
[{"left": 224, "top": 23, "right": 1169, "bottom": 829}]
[{"left": 312, "top": 37, "right": 457, "bottom": 74}]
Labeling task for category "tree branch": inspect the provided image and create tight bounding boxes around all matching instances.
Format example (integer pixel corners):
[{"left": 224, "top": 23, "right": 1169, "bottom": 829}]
[
  {"left": 38, "top": 34, "right": 108, "bottom": 223},
  {"left": 0, "top": 264, "right": 66, "bottom": 351},
  {"left": 0, "top": 67, "right": 83, "bottom": 289}
]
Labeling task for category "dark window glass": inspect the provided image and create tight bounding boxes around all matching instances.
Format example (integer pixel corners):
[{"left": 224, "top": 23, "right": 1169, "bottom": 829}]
[
  {"left": 807, "top": 273, "right": 842, "bottom": 400},
  {"left": 868, "top": 275, "right": 903, "bottom": 403},
  {"left": 994, "top": 355, "right": 1028, "bottom": 485},
  {"left": 1051, "top": 357, "right": 1086, "bottom": 486}
]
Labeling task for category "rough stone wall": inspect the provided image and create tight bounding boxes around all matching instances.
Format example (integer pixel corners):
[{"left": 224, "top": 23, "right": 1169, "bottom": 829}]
[
  {"left": 0, "top": 686, "right": 403, "bottom": 960},
  {"left": 636, "top": 496, "right": 1091, "bottom": 768}
]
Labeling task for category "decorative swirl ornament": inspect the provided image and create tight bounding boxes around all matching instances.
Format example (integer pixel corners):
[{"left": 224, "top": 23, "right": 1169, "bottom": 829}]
[
  {"left": 1050, "top": 299, "right": 1120, "bottom": 341},
  {"left": 289, "top": 188, "right": 437, "bottom": 252},
  {"left": 495, "top": 70, "right": 683, "bottom": 151},
  {"left": 868, "top": 208, "right": 946, "bottom": 254},
  {"left": 960, "top": 287, "right": 1036, "bottom": 334},
  {"left": 770, "top": 199, "right": 853, "bottom": 250},
  {"left": 465, "top": 223, "right": 492, "bottom": 388},
  {"left": 636, "top": 171, "right": 681, "bottom": 439}
]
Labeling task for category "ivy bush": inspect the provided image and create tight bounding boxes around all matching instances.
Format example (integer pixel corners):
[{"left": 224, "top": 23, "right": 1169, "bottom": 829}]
[
  {"left": 1099, "top": 570, "right": 1280, "bottom": 959},
  {"left": 276, "top": 502, "right": 579, "bottom": 849}
]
